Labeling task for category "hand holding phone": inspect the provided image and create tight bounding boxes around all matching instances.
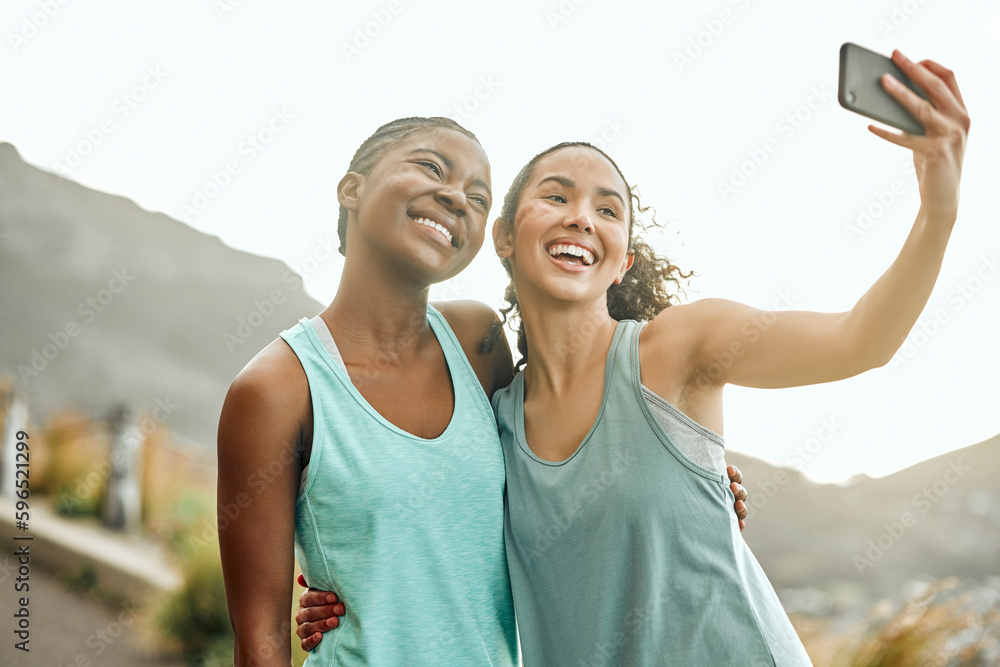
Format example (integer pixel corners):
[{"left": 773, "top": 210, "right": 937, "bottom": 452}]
[
  {"left": 839, "top": 42, "right": 929, "bottom": 135},
  {"left": 839, "top": 46, "right": 969, "bottom": 226}
]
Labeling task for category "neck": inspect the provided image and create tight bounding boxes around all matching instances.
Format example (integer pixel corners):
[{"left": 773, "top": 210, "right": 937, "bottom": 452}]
[
  {"left": 321, "top": 247, "right": 435, "bottom": 362},
  {"left": 518, "top": 290, "right": 618, "bottom": 396}
]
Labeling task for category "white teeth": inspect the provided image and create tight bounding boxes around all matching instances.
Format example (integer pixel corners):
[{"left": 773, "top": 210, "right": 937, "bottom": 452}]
[
  {"left": 413, "top": 217, "right": 452, "bottom": 244},
  {"left": 547, "top": 243, "right": 594, "bottom": 266}
]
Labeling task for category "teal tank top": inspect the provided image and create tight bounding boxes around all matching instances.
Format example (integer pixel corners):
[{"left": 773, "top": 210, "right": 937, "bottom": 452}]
[
  {"left": 282, "top": 306, "right": 518, "bottom": 666},
  {"left": 494, "top": 320, "right": 812, "bottom": 666}
]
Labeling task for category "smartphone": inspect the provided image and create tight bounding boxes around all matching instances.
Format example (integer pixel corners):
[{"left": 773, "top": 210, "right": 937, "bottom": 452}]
[{"left": 838, "top": 42, "right": 928, "bottom": 135}]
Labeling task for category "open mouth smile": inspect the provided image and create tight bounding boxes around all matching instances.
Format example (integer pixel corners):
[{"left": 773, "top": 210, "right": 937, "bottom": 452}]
[
  {"left": 546, "top": 241, "right": 595, "bottom": 267},
  {"left": 410, "top": 215, "right": 455, "bottom": 248}
]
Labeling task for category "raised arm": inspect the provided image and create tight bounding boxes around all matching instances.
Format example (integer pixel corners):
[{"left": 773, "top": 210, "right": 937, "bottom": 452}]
[
  {"left": 677, "top": 51, "right": 969, "bottom": 390},
  {"left": 218, "top": 341, "right": 310, "bottom": 666}
]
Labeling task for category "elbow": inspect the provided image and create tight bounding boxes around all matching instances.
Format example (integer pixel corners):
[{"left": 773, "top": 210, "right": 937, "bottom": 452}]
[
  {"left": 837, "top": 342, "right": 894, "bottom": 376},
  {"left": 841, "top": 315, "right": 901, "bottom": 372},
  {"left": 858, "top": 342, "right": 897, "bottom": 371}
]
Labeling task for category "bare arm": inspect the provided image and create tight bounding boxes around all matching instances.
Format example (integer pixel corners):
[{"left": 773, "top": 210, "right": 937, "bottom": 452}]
[
  {"left": 678, "top": 52, "right": 969, "bottom": 390},
  {"left": 218, "top": 341, "right": 309, "bottom": 666}
]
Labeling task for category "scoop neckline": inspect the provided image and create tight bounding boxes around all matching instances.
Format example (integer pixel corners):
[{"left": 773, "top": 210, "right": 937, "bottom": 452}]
[
  {"left": 302, "top": 306, "right": 463, "bottom": 443},
  {"left": 513, "top": 320, "right": 627, "bottom": 466}
]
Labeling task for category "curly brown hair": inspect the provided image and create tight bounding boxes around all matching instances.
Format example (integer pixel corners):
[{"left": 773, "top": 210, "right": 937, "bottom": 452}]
[{"left": 495, "top": 142, "right": 691, "bottom": 370}]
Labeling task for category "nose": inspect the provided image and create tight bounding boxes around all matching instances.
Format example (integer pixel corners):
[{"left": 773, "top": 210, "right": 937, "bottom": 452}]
[
  {"left": 435, "top": 188, "right": 467, "bottom": 218},
  {"left": 563, "top": 207, "right": 593, "bottom": 233}
]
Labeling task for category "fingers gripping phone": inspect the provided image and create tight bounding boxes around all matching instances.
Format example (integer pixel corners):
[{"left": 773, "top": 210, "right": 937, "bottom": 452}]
[{"left": 838, "top": 42, "right": 929, "bottom": 135}]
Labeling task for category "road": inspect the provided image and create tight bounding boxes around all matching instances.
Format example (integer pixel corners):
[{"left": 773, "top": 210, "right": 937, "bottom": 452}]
[{"left": 1, "top": 561, "right": 184, "bottom": 667}]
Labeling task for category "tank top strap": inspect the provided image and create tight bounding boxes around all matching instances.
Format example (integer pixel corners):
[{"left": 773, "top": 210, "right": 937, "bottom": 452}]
[
  {"left": 625, "top": 318, "right": 648, "bottom": 398},
  {"left": 426, "top": 304, "right": 497, "bottom": 426},
  {"left": 605, "top": 319, "right": 644, "bottom": 408}
]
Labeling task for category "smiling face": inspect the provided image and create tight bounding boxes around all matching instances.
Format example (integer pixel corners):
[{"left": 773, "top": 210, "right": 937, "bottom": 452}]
[
  {"left": 496, "top": 145, "right": 634, "bottom": 307},
  {"left": 339, "top": 127, "right": 492, "bottom": 284}
]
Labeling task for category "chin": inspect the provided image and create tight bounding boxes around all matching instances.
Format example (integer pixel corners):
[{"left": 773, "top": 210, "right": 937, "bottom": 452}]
[
  {"left": 412, "top": 252, "right": 471, "bottom": 284},
  {"left": 538, "top": 280, "right": 607, "bottom": 306}
]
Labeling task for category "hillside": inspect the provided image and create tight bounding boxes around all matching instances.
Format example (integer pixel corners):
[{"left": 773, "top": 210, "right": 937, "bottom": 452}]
[
  {"left": 731, "top": 434, "right": 1000, "bottom": 609},
  {"left": 0, "top": 142, "right": 324, "bottom": 445}
]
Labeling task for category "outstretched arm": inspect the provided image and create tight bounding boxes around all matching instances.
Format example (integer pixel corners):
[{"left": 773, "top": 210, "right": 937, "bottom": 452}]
[{"left": 677, "top": 51, "right": 969, "bottom": 390}]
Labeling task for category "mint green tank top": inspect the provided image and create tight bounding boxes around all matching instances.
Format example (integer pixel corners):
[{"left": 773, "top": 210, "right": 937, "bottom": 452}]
[
  {"left": 494, "top": 320, "right": 812, "bottom": 666},
  {"left": 281, "top": 306, "right": 518, "bottom": 666}
]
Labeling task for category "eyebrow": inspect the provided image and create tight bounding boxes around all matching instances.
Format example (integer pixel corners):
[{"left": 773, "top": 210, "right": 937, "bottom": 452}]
[
  {"left": 537, "top": 175, "right": 625, "bottom": 206},
  {"left": 410, "top": 147, "right": 492, "bottom": 199}
]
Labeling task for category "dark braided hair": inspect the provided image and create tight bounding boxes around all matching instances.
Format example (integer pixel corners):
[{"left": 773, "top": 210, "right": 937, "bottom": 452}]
[
  {"left": 337, "top": 117, "right": 480, "bottom": 255},
  {"left": 496, "top": 142, "right": 691, "bottom": 371}
]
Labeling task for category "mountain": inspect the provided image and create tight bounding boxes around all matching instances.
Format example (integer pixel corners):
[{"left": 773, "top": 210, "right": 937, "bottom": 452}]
[
  {"left": 0, "top": 142, "right": 324, "bottom": 446},
  {"left": 730, "top": 434, "right": 1000, "bottom": 610}
]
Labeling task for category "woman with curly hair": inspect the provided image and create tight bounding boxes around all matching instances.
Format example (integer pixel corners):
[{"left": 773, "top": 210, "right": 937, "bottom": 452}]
[{"left": 298, "top": 51, "right": 969, "bottom": 665}]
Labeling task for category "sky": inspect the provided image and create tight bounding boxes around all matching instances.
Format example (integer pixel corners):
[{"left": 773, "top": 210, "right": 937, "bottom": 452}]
[{"left": 2, "top": 0, "right": 998, "bottom": 483}]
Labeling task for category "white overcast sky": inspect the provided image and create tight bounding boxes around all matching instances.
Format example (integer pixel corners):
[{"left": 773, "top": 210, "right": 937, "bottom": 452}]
[{"left": 3, "top": 0, "right": 998, "bottom": 483}]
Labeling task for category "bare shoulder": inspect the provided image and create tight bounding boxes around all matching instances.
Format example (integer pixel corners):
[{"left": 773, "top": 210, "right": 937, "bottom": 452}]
[
  {"left": 639, "top": 300, "right": 730, "bottom": 388},
  {"left": 643, "top": 300, "right": 714, "bottom": 346},
  {"left": 225, "top": 338, "right": 309, "bottom": 410},
  {"left": 639, "top": 302, "right": 727, "bottom": 429},
  {"left": 433, "top": 299, "right": 500, "bottom": 331},
  {"left": 432, "top": 300, "right": 513, "bottom": 396},
  {"left": 219, "top": 338, "right": 311, "bottom": 452}
]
